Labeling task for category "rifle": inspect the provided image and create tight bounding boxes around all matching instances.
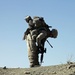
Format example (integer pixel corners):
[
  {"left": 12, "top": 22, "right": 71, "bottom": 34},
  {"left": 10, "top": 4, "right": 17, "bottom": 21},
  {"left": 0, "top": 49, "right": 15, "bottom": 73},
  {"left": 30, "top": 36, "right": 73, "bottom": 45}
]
[
  {"left": 46, "top": 40, "right": 53, "bottom": 48},
  {"left": 40, "top": 47, "right": 46, "bottom": 63},
  {"left": 39, "top": 40, "right": 53, "bottom": 64}
]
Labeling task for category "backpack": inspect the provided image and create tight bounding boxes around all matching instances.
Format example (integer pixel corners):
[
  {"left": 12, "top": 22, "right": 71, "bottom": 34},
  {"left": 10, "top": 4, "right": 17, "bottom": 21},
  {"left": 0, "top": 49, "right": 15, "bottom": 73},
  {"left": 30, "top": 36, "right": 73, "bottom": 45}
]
[{"left": 33, "top": 16, "right": 46, "bottom": 28}]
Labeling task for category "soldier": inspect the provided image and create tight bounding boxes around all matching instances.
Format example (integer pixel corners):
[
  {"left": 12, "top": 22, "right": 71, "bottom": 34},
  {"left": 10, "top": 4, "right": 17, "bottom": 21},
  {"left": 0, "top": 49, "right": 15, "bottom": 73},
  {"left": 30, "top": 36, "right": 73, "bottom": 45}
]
[
  {"left": 32, "top": 16, "right": 50, "bottom": 49},
  {"left": 23, "top": 15, "right": 58, "bottom": 67},
  {"left": 32, "top": 16, "right": 58, "bottom": 63},
  {"left": 23, "top": 16, "right": 40, "bottom": 67},
  {"left": 32, "top": 16, "right": 58, "bottom": 48}
]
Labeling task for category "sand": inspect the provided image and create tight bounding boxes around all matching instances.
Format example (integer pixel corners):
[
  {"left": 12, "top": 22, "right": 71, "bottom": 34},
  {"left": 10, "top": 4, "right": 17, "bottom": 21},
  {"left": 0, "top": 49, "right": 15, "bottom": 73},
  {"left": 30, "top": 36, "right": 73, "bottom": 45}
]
[{"left": 0, "top": 62, "right": 75, "bottom": 75}]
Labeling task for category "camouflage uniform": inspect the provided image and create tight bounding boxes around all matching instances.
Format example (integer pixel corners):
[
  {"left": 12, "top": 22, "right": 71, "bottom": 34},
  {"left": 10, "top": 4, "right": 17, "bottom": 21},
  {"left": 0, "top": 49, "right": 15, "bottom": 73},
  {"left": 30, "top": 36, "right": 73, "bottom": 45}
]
[
  {"left": 24, "top": 16, "right": 40, "bottom": 67},
  {"left": 25, "top": 34, "right": 40, "bottom": 67},
  {"left": 32, "top": 16, "right": 49, "bottom": 48},
  {"left": 24, "top": 16, "right": 58, "bottom": 67}
]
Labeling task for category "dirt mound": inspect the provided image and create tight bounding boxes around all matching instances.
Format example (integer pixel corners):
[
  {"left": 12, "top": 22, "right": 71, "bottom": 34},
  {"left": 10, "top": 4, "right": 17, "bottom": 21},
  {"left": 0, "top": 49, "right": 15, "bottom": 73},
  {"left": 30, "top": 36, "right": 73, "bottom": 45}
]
[{"left": 0, "top": 62, "right": 75, "bottom": 75}]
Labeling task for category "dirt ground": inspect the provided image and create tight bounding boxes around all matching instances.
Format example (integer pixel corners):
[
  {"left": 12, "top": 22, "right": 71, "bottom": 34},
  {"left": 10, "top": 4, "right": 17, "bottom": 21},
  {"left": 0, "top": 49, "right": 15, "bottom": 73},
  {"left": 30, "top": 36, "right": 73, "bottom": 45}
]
[{"left": 0, "top": 62, "right": 75, "bottom": 75}]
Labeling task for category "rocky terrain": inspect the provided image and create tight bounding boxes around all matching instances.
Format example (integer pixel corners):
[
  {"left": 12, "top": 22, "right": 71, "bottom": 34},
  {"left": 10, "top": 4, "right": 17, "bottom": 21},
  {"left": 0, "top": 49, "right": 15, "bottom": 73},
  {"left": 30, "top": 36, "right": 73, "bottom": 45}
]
[{"left": 0, "top": 62, "right": 75, "bottom": 75}]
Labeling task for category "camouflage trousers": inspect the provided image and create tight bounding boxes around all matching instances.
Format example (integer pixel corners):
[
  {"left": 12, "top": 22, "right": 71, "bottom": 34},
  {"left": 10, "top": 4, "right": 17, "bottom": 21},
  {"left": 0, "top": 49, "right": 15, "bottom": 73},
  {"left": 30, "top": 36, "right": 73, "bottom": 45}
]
[{"left": 26, "top": 34, "right": 40, "bottom": 67}]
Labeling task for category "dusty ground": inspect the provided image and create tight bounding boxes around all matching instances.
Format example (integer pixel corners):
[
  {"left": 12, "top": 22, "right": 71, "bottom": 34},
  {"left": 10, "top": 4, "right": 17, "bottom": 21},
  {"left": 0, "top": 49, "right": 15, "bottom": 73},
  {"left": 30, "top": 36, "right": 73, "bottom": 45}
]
[{"left": 0, "top": 62, "right": 75, "bottom": 75}]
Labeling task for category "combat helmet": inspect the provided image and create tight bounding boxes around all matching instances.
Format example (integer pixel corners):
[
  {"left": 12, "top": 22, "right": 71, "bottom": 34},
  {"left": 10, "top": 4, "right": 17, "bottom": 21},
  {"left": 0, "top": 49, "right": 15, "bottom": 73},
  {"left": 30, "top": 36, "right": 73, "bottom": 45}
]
[
  {"left": 25, "top": 16, "right": 32, "bottom": 23},
  {"left": 51, "top": 29, "right": 58, "bottom": 38}
]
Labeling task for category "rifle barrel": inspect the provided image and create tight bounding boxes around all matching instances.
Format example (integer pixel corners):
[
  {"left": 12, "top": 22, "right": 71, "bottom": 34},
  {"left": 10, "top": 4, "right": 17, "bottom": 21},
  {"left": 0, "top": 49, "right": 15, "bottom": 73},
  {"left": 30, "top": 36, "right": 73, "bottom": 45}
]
[{"left": 46, "top": 40, "right": 53, "bottom": 48}]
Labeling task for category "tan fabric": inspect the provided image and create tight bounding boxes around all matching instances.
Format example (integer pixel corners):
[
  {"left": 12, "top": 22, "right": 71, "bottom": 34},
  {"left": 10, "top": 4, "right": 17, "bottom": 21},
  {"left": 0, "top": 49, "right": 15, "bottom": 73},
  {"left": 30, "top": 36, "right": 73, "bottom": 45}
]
[
  {"left": 26, "top": 34, "right": 39, "bottom": 67},
  {"left": 30, "top": 29, "right": 38, "bottom": 40},
  {"left": 36, "top": 30, "right": 47, "bottom": 46}
]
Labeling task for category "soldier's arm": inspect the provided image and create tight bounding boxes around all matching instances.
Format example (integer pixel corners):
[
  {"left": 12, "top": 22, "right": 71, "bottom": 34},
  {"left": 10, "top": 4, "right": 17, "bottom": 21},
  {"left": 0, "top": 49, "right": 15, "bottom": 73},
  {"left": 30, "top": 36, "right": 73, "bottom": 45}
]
[{"left": 23, "top": 28, "right": 30, "bottom": 40}]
